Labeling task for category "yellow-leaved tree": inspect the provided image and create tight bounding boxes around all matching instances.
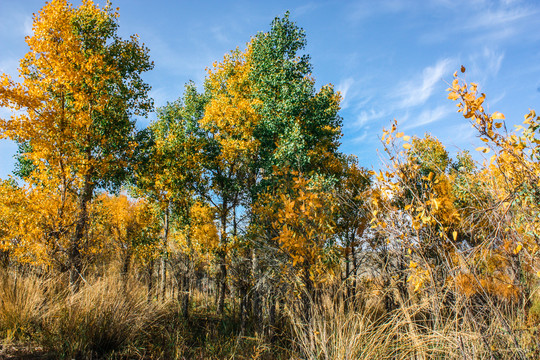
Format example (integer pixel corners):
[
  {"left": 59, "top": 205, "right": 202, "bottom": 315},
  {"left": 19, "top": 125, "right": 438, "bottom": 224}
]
[
  {"left": 0, "top": 0, "right": 153, "bottom": 285},
  {"left": 199, "top": 44, "right": 261, "bottom": 314}
]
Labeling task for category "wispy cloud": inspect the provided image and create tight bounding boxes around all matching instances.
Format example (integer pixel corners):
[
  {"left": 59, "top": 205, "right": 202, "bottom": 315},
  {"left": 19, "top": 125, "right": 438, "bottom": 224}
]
[
  {"left": 23, "top": 16, "right": 32, "bottom": 37},
  {"left": 483, "top": 48, "right": 504, "bottom": 76},
  {"left": 354, "top": 108, "right": 388, "bottom": 127},
  {"left": 397, "top": 58, "right": 454, "bottom": 108},
  {"left": 347, "top": 0, "right": 408, "bottom": 22},
  {"left": 468, "top": 47, "right": 505, "bottom": 84},
  {"left": 336, "top": 77, "right": 354, "bottom": 109},
  {"left": 463, "top": 7, "right": 533, "bottom": 30},
  {"left": 351, "top": 130, "right": 369, "bottom": 143},
  {"left": 402, "top": 105, "right": 453, "bottom": 130},
  {"left": 420, "top": 1, "right": 538, "bottom": 45},
  {"left": 294, "top": 2, "right": 322, "bottom": 17}
]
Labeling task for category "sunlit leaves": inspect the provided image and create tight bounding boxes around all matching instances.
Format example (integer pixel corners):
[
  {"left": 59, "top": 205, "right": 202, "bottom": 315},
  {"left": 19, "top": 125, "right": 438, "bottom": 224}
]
[
  {"left": 271, "top": 174, "right": 339, "bottom": 285},
  {"left": 0, "top": 0, "right": 153, "bottom": 274}
]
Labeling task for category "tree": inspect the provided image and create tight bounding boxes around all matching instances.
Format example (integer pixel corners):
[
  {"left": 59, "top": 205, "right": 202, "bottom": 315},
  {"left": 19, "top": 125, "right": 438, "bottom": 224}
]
[
  {"left": 334, "top": 157, "right": 372, "bottom": 301},
  {"left": 249, "top": 12, "right": 343, "bottom": 184},
  {"left": 271, "top": 174, "right": 340, "bottom": 314},
  {"left": 246, "top": 13, "right": 345, "bottom": 320},
  {"left": 130, "top": 81, "right": 206, "bottom": 308},
  {"left": 91, "top": 193, "right": 161, "bottom": 280},
  {"left": 199, "top": 46, "right": 260, "bottom": 314},
  {"left": 0, "top": 0, "right": 153, "bottom": 285}
]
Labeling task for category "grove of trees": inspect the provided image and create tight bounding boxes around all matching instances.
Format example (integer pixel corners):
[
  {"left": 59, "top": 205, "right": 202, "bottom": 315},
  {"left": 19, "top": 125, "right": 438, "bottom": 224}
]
[{"left": 0, "top": 1, "right": 538, "bottom": 359}]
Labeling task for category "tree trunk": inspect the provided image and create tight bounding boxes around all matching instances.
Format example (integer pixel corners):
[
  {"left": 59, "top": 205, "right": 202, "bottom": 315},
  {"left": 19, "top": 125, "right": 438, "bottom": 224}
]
[
  {"left": 147, "top": 259, "right": 154, "bottom": 303},
  {"left": 217, "top": 259, "right": 227, "bottom": 314},
  {"left": 160, "top": 202, "right": 170, "bottom": 301},
  {"left": 69, "top": 170, "right": 94, "bottom": 289},
  {"left": 181, "top": 271, "right": 190, "bottom": 318},
  {"left": 122, "top": 249, "right": 132, "bottom": 292},
  {"left": 217, "top": 204, "right": 228, "bottom": 315},
  {"left": 301, "top": 262, "right": 314, "bottom": 322},
  {"left": 251, "top": 247, "right": 261, "bottom": 325}
]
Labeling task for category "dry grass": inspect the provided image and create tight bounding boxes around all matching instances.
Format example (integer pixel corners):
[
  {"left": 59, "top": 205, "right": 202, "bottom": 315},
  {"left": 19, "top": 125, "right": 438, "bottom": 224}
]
[
  {"left": 286, "top": 284, "right": 540, "bottom": 360},
  {"left": 0, "top": 270, "right": 286, "bottom": 359},
  {"left": 0, "top": 270, "right": 45, "bottom": 348},
  {"left": 0, "top": 269, "right": 537, "bottom": 359},
  {"left": 40, "top": 275, "right": 163, "bottom": 358},
  {"left": 0, "top": 270, "right": 167, "bottom": 358}
]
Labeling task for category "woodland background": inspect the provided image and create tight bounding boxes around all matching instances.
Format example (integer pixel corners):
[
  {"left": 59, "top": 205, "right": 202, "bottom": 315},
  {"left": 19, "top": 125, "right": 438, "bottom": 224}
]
[{"left": 0, "top": 1, "right": 538, "bottom": 359}]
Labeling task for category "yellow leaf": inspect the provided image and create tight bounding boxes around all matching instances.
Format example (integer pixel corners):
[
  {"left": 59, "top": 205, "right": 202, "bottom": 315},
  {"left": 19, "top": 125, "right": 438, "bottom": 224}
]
[
  {"left": 492, "top": 112, "right": 505, "bottom": 120},
  {"left": 403, "top": 135, "right": 411, "bottom": 141},
  {"left": 403, "top": 143, "right": 411, "bottom": 150},
  {"left": 447, "top": 92, "right": 459, "bottom": 100},
  {"left": 452, "top": 231, "right": 457, "bottom": 241},
  {"left": 514, "top": 242, "right": 523, "bottom": 255}
]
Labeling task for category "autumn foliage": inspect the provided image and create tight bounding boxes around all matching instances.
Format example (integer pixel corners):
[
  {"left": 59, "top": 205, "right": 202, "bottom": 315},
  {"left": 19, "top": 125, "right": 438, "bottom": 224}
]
[{"left": 0, "top": 2, "right": 538, "bottom": 359}]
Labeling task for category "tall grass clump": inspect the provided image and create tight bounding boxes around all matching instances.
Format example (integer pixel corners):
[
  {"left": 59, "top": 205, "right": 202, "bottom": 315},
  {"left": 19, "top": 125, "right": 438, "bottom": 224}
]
[
  {"left": 287, "top": 283, "right": 539, "bottom": 360},
  {"left": 0, "top": 270, "right": 45, "bottom": 342},
  {"left": 40, "top": 274, "right": 162, "bottom": 358}
]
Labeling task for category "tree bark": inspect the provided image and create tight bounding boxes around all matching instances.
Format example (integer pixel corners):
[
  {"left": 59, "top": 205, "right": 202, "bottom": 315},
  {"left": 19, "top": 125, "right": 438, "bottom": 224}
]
[
  {"left": 251, "top": 247, "right": 261, "bottom": 325},
  {"left": 147, "top": 258, "right": 154, "bottom": 303},
  {"left": 69, "top": 169, "right": 94, "bottom": 289},
  {"left": 217, "top": 202, "right": 228, "bottom": 315},
  {"left": 160, "top": 202, "right": 170, "bottom": 301}
]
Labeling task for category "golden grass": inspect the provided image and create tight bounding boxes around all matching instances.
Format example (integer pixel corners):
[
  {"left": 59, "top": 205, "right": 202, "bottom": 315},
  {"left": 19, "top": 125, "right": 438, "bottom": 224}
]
[{"left": 286, "top": 284, "right": 540, "bottom": 360}]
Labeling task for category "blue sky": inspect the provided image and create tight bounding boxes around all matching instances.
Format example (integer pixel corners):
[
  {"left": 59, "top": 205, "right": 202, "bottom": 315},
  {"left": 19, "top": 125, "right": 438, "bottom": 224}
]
[{"left": 2, "top": 0, "right": 540, "bottom": 178}]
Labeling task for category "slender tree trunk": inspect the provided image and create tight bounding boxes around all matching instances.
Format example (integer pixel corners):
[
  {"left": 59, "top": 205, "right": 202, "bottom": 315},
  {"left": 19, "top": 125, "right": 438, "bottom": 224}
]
[
  {"left": 217, "top": 203, "right": 228, "bottom": 315},
  {"left": 251, "top": 247, "right": 261, "bottom": 325},
  {"left": 179, "top": 229, "right": 193, "bottom": 318},
  {"left": 147, "top": 259, "right": 154, "bottom": 303},
  {"left": 301, "top": 261, "right": 314, "bottom": 322},
  {"left": 350, "top": 231, "right": 358, "bottom": 308},
  {"left": 181, "top": 271, "right": 190, "bottom": 318},
  {"left": 160, "top": 202, "right": 170, "bottom": 301},
  {"left": 217, "top": 259, "right": 227, "bottom": 314},
  {"left": 122, "top": 249, "right": 132, "bottom": 292},
  {"left": 69, "top": 169, "right": 94, "bottom": 289},
  {"left": 240, "top": 285, "right": 247, "bottom": 333}
]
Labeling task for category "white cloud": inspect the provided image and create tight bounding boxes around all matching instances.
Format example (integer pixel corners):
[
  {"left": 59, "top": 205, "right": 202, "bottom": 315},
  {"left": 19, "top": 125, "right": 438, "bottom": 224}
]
[
  {"left": 351, "top": 131, "right": 369, "bottom": 143},
  {"left": 397, "top": 58, "right": 454, "bottom": 108},
  {"left": 23, "top": 16, "right": 33, "bottom": 37},
  {"left": 336, "top": 77, "right": 354, "bottom": 109},
  {"left": 484, "top": 49, "right": 504, "bottom": 76},
  {"left": 468, "top": 47, "right": 505, "bottom": 84},
  {"left": 354, "top": 108, "right": 388, "bottom": 127},
  {"left": 463, "top": 7, "right": 533, "bottom": 31},
  {"left": 402, "top": 105, "right": 452, "bottom": 130}
]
